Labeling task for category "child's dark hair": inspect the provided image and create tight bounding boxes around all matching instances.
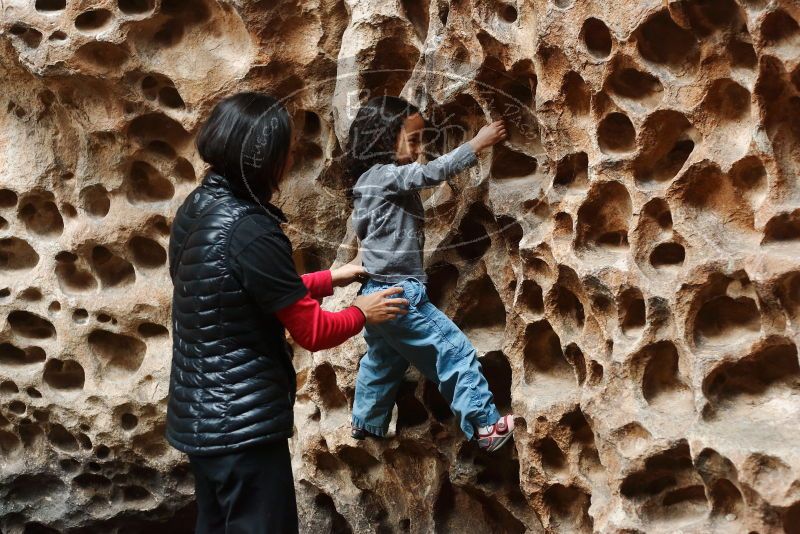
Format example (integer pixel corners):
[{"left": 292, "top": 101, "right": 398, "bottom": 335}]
[
  {"left": 344, "top": 95, "right": 420, "bottom": 193},
  {"left": 196, "top": 91, "right": 292, "bottom": 203}
]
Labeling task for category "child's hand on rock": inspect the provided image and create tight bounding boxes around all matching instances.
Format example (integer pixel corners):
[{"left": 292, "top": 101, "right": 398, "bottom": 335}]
[{"left": 469, "top": 119, "right": 508, "bottom": 153}]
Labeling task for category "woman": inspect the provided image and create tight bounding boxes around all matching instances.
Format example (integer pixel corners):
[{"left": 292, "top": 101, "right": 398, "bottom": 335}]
[{"left": 165, "top": 92, "right": 408, "bottom": 533}]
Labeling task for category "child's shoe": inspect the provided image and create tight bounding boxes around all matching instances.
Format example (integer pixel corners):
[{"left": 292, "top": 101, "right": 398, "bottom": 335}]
[
  {"left": 351, "top": 424, "right": 383, "bottom": 441},
  {"left": 477, "top": 414, "right": 515, "bottom": 452}
]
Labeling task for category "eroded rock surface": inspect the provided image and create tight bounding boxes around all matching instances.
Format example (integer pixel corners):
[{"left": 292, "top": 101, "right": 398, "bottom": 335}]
[{"left": 1, "top": 0, "right": 799, "bottom": 532}]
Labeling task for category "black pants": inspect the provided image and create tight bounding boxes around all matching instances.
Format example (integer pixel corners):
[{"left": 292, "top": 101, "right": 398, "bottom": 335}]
[{"left": 188, "top": 439, "right": 298, "bottom": 534}]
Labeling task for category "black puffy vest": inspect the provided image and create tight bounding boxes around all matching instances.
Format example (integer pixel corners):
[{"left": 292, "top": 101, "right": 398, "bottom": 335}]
[{"left": 165, "top": 171, "right": 296, "bottom": 455}]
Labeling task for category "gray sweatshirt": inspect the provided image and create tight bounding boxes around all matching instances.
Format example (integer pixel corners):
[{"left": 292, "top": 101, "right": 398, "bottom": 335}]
[{"left": 351, "top": 142, "right": 479, "bottom": 284}]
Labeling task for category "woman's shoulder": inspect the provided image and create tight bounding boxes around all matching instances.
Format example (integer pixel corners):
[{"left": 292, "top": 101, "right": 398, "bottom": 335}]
[{"left": 229, "top": 212, "right": 291, "bottom": 255}]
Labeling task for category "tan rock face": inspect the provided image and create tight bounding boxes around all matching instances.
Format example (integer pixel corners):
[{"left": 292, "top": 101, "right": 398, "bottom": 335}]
[{"left": 1, "top": 0, "right": 799, "bottom": 532}]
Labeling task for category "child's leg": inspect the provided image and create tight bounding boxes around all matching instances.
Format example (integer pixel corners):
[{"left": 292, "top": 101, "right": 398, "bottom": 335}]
[
  {"left": 351, "top": 323, "right": 410, "bottom": 437},
  {"left": 374, "top": 279, "right": 501, "bottom": 441}
]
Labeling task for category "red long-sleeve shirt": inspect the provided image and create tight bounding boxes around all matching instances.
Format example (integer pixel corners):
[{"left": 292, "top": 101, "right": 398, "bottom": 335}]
[{"left": 275, "top": 270, "right": 366, "bottom": 352}]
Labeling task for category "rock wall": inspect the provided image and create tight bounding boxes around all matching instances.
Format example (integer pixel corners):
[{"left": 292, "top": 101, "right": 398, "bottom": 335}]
[{"left": 1, "top": 0, "right": 799, "bottom": 532}]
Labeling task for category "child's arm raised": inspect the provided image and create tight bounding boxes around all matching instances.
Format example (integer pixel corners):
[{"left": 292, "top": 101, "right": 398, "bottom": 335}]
[{"left": 376, "top": 120, "right": 507, "bottom": 194}]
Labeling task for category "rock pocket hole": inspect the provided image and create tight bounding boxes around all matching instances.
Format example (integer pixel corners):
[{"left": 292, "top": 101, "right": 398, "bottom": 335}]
[
  {"left": 0, "top": 381, "right": 19, "bottom": 394},
  {"left": 426, "top": 263, "right": 459, "bottom": 309},
  {"left": 158, "top": 86, "right": 184, "bottom": 109},
  {"left": 18, "top": 194, "right": 64, "bottom": 238},
  {"left": 576, "top": 181, "right": 632, "bottom": 252},
  {"left": 760, "top": 9, "right": 799, "bottom": 48},
  {"left": 395, "top": 381, "right": 428, "bottom": 429},
  {"left": 582, "top": 18, "right": 612, "bottom": 59},
  {"left": 728, "top": 39, "right": 757, "bottom": 69},
  {"left": 91, "top": 246, "right": 135, "bottom": 288},
  {"left": 536, "top": 437, "right": 566, "bottom": 471},
  {"left": 607, "top": 67, "right": 663, "bottom": 106},
  {"left": 313, "top": 363, "right": 347, "bottom": 410},
  {"left": 619, "top": 288, "right": 646, "bottom": 337},
  {"left": 80, "top": 185, "right": 111, "bottom": 218},
  {"left": 635, "top": 10, "right": 699, "bottom": 71},
  {"left": 763, "top": 209, "right": 800, "bottom": 244},
  {"left": 551, "top": 285, "right": 585, "bottom": 333},
  {"left": 544, "top": 484, "right": 593, "bottom": 532},
  {"left": 138, "top": 322, "right": 168, "bottom": 338},
  {"left": 554, "top": 152, "right": 588, "bottom": 190},
  {"left": 636, "top": 341, "right": 691, "bottom": 408},
  {"left": 47, "top": 424, "right": 78, "bottom": 452},
  {"left": 453, "top": 208, "right": 491, "bottom": 261},
  {"left": 0, "top": 189, "right": 18, "bottom": 207},
  {"left": 0, "top": 343, "right": 46, "bottom": 366},
  {"left": 423, "top": 380, "right": 453, "bottom": 422},
  {"left": 518, "top": 279, "right": 544, "bottom": 314},
  {"left": 55, "top": 252, "right": 97, "bottom": 294},
  {"left": 597, "top": 112, "right": 636, "bottom": 154},
  {"left": 523, "top": 321, "right": 573, "bottom": 384},
  {"left": 127, "top": 113, "right": 190, "bottom": 150},
  {"left": 491, "top": 144, "right": 538, "bottom": 179},
  {"left": 479, "top": 351, "right": 512, "bottom": 411},
  {"left": 174, "top": 158, "right": 196, "bottom": 182},
  {"left": 562, "top": 71, "right": 591, "bottom": 116},
  {"left": 71, "top": 309, "right": 89, "bottom": 323},
  {"left": 0, "top": 238, "right": 39, "bottom": 271},
  {"left": 650, "top": 242, "right": 685, "bottom": 269},
  {"left": 126, "top": 161, "right": 174, "bottom": 204},
  {"left": 127, "top": 236, "right": 166, "bottom": 268},
  {"left": 153, "top": 18, "right": 186, "bottom": 47},
  {"left": 564, "top": 343, "right": 587, "bottom": 385},
  {"left": 400, "top": 0, "right": 430, "bottom": 41},
  {"left": 35, "top": 0, "right": 66, "bottom": 11},
  {"left": 87, "top": 329, "right": 146, "bottom": 379},
  {"left": 74, "top": 42, "right": 129, "bottom": 72},
  {"left": 704, "top": 79, "right": 751, "bottom": 121},
  {"left": 709, "top": 479, "right": 744, "bottom": 517},
  {"left": 118, "top": 0, "right": 154, "bottom": 15},
  {"left": 10, "top": 25, "right": 43, "bottom": 48},
  {"left": 121, "top": 413, "right": 138, "bottom": 430},
  {"left": 694, "top": 294, "right": 760, "bottom": 348},
  {"left": 8, "top": 310, "right": 55, "bottom": 339},
  {"left": 0, "top": 430, "right": 21, "bottom": 458},
  {"left": 19, "top": 287, "right": 42, "bottom": 301},
  {"left": 43, "top": 359, "right": 85, "bottom": 390},
  {"left": 703, "top": 340, "right": 798, "bottom": 404},
  {"left": 499, "top": 3, "right": 518, "bottom": 23},
  {"left": 459, "top": 275, "right": 506, "bottom": 352},
  {"left": 633, "top": 110, "right": 695, "bottom": 186},
  {"left": 75, "top": 9, "right": 113, "bottom": 32}
]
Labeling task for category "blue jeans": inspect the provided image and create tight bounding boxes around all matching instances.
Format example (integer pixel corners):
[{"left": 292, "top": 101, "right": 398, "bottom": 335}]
[{"left": 351, "top": 277, "right": 501, "bottom": 440}]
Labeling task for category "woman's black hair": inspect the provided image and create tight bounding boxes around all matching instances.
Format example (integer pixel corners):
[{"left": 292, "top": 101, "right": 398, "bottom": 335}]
[
  {"left": 344, "top": 95, "right": 420, "bottom": 193},
  {"left": 196, "top": 91, "right": 292, "bottom": 203}
]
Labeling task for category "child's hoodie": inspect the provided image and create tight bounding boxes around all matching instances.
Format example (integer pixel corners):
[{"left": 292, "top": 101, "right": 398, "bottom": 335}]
[{"left": 351, "top": 142, "right": 478, "bottom": 284}]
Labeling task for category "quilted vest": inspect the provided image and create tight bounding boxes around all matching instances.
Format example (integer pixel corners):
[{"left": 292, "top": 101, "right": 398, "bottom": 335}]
[{"left": 165, "top": 170, "right": 296, "bottom": 455}]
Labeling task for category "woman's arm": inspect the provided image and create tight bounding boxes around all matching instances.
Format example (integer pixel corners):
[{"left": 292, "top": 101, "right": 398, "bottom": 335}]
[
  {"left": 301, "top": 270, "right": 334, "bottom": 300},
  {"left": 301, "top": 262, "right": 368, "bottom": 300},
  {"left": 275, "top": 294, "right": 365, "bottom": 352}
]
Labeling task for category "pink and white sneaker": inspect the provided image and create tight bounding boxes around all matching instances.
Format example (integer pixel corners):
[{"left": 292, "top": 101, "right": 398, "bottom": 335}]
[{"left": 477, "top": 415, "right": 515, "bottom": 452}]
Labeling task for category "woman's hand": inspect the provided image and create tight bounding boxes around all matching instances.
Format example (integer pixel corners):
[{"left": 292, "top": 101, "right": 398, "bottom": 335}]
[
  {"left": 330, "top": 264, "right": 368, "bottom": 287},
  {"left": 353, "top": 287, "right": 409, "bottom": 324}
]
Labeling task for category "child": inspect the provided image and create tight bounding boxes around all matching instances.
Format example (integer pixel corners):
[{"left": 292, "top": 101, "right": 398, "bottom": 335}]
[{"left": 344, "top": 95, "right": 514, "bottom": 452}]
